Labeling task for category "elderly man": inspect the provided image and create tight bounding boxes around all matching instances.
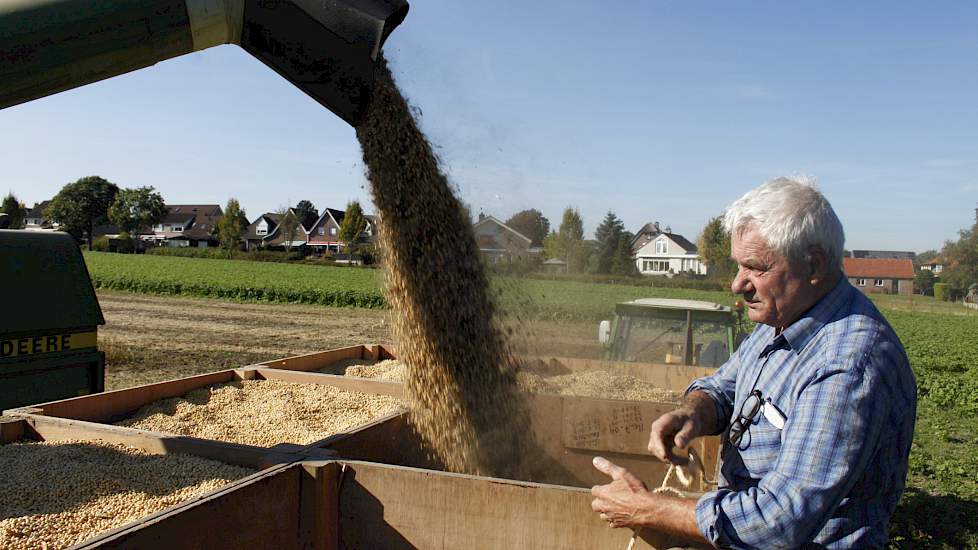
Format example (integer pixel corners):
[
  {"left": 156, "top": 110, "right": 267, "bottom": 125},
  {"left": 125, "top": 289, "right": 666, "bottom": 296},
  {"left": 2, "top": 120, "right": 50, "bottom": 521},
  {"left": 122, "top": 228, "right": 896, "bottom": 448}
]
[{"left": 591, "top": 177, "right": 917, "bottom": 549}]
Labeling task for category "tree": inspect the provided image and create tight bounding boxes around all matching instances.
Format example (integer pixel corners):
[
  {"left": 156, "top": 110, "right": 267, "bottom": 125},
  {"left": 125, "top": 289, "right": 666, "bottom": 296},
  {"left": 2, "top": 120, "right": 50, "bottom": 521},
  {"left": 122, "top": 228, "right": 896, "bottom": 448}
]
[
  {"left": 592, "top": 211, "right": 626, "bottom": 274},
  {"left": 545, "top": 207, "right": 589, "bottom": 273},
  {"left": 295, "top": 200, "right": 318, "bottom": 221},
  {"left": 1, "top": 193, "right": 25, "bottom": 229},
  {"left": 611, "top": 230, "right": 637, "bottom": 276},
  {"left": 338, "top": 200, "right": 368, "bottom": 256},
  {"left": 505, "top": 209, "right": 550, "bottom": 247},
  {"left": 277, "top": 207, "right": 301, "bottom": 254},
  {"left": 46, "top": 176, "right": 119, "bottom": 250},
  {"left": 108, "top": 186, "right": 167, "bottom": 252},
  {"left": 914, "top": 269, "right": 936, "bottom": 296},
  {"left": 698, "top": 215, "right": 736, "bottom": 282},
  {"left": 216, "top": 198, "right": 249, "bottom": 256},
  {"left": 939, "top": 222, "right": 978, "bottom": 293}
]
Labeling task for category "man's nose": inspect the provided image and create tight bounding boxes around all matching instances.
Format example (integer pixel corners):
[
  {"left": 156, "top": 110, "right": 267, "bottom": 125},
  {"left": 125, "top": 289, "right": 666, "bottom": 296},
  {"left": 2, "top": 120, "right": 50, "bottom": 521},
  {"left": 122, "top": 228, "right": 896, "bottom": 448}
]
[{"left": 731, "top": 269, "right": 752, "bottom": 294}]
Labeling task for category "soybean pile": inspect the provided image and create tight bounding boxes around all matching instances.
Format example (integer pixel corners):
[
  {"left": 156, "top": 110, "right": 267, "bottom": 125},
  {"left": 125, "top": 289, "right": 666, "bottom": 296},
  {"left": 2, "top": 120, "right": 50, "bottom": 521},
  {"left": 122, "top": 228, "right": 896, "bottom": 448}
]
[
  {"left": 0, "top": 440, "right": 252, "bottom": 550},
  {"left": 356, "top": 57, "right": 534, "bottom": 478},
  {"left": 336, "top": 359, "right": 681, "bottom": 403},
  {"left": 116, "top": 380, "right": 403, "bottom": 446}
]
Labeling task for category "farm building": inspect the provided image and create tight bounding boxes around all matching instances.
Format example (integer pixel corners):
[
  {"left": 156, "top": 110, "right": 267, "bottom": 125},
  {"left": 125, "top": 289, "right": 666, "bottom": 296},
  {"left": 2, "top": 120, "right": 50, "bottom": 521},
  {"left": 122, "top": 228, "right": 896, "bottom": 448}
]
[
  {"left": 843, "top": 257, "right": 915, "bottom": 295},
  {"left": 632, "top": 230, "right": 706, "bottom": 276},
  {"left": 472, "top": 215, "right": 542, "bottom": 263}
]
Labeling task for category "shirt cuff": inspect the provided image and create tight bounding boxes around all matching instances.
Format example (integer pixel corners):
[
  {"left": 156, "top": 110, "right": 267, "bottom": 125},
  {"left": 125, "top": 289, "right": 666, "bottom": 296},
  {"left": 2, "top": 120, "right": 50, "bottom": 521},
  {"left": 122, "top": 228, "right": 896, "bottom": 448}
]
[{"left": 695, "top": 489, "right": 726, "bottom": 548}]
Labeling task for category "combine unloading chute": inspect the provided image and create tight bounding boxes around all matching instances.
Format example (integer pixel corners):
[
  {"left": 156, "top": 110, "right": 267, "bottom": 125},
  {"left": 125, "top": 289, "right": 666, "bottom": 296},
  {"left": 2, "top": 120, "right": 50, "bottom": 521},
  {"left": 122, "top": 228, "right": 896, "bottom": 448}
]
[{"left": 0, "top": 0, "right": 408, "bottom": 125}]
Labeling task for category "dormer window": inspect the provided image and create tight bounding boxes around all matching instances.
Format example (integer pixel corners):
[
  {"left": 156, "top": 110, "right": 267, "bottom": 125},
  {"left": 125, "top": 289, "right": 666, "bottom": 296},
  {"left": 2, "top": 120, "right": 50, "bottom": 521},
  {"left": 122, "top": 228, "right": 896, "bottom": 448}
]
[{"left": 173, "top": 226, "right": 183, "bottom": 232}]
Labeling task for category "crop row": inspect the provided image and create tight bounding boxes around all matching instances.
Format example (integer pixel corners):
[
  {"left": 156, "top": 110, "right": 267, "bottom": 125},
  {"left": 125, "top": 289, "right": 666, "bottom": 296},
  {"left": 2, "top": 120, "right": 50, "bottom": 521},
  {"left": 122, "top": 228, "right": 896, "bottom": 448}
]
[{"left": 84, "top": 252, "right": 386, "bottom": 309}]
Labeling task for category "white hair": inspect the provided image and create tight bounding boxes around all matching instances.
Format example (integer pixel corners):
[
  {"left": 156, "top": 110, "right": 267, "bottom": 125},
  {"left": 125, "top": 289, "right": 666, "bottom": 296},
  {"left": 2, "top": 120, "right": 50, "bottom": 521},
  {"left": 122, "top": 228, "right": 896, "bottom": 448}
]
[{"left": 723, "top": 175, "right": 845, "bottom": 270}]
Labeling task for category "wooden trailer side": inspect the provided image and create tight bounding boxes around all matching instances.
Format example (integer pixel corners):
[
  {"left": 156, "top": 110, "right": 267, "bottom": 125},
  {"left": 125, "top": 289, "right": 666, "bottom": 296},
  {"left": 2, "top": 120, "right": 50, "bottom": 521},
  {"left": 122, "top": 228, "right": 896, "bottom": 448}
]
[{"left": 333, "top": 460, "right": 709, "bottom": 550}]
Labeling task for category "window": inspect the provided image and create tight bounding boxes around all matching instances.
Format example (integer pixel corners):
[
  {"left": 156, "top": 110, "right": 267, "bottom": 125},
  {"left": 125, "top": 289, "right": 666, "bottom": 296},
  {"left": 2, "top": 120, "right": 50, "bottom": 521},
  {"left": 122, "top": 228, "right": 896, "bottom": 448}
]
[
  {"left": 655, "top": 239, "right": 667, "bottom": 254},
  {"left": 330, "top": 227, "right": 337, "bottom": 236},
  {"left": 172, "top": 226, "right": 183, "bottom": 232},
  {"left": 256, "top": 228, "right": 267, "bottom": 235},
  {"left": 642, "top": 259, "right": 670, "bottom": 272},
  {"left": 875, "top": 279, "right": 885, "bottom": 287},
  {"left": 857, "top": 278, "right": 866, "bottom": 286},
  {"left": 318, "top": 227, "right": 325, "bottom": 235}
]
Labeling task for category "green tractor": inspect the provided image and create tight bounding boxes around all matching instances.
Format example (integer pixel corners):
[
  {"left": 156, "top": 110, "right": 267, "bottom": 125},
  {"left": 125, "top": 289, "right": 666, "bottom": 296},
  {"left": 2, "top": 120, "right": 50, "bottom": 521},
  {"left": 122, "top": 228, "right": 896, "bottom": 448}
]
[{"left": 599, "top": 298, "right": 746, "bottom": 368}]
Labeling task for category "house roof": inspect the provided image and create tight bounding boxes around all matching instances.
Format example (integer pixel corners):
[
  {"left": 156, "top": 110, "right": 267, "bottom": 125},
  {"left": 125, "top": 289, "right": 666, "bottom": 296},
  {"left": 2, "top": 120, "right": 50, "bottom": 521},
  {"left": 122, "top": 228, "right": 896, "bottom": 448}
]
[
  {"left": 665, "top": 233, "right": 698, "bottom": 253},
  {"left": 472, "top": 215, "right": 532, "bottom": 245},
  {"left": 921, "top": 258, "right": 944, "bottom": 266},
  {"left": 636, "top": 232, "right": 698, "bottom": 254},
  {"left": 245, "top": 213, "right": 280, "bottom": 240},
  {"left": 843, "top": 258, "right": 915, "bottom": 279},
  {"left": 163, "top": 205, "right": 221, "bottom": 224},
  {"left": 25, "top": 200, "right": 51, "bottom": 219}
]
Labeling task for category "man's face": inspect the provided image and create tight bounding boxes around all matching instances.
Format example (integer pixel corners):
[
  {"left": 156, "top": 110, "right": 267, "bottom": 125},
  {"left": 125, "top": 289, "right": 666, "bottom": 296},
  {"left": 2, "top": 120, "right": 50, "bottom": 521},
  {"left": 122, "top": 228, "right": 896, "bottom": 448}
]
[{"left": 730, "top": 226, "right": 816, "bottom": 329}]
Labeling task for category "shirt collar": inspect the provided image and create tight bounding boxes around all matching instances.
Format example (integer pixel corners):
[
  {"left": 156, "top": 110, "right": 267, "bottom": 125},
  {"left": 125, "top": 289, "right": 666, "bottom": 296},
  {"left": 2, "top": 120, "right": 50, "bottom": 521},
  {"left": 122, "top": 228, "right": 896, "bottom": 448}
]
[{"left": 779, "top": 277, "right": 853, "bottom": 354}]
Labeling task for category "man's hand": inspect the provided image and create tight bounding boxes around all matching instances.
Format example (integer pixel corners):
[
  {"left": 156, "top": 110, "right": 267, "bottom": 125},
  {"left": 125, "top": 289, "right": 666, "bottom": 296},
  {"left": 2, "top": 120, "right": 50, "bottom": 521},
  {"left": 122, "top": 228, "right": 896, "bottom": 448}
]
[
  {"left": 590, "top": 456, "right": 652, "bottom": 529},
  {"left": 648, "top": 408, "right": 702, "bottom": 465}
]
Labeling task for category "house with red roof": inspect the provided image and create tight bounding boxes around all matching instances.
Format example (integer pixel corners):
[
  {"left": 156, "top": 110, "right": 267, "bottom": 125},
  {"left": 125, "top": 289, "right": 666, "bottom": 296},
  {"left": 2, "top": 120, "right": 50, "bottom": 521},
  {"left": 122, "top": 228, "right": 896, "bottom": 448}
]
[{"left": 843, "top": 257, "right": 916, "bottom": 296}]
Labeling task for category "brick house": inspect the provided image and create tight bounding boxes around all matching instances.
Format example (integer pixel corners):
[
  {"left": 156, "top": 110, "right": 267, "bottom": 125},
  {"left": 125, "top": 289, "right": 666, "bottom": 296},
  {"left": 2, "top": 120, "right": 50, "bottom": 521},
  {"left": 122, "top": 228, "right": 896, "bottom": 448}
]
[
  {"left": 245, "top": 208, "right": 376, "bottom": 253},
  {"left": 145, "top": 205, "right": 223, "bottom": 247},
  {"left": 260, "top": 209, "right": 319, "bottom": 250},
  {"left": 843, "top": 257, "right": 915, "bottom": 295},
  {"left": 243, "top": 213, "right": 281, "bottom": 250}
]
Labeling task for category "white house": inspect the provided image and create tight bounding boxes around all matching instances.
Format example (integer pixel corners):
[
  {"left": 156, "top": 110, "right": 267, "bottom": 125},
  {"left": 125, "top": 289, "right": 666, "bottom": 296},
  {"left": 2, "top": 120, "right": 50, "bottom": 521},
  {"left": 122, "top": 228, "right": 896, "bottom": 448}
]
[
  {"left": 920, "top": 258, "right": 944, "bottom": 274},
  {"left": 634, "top": 232, "right": 706, "bottom": 276}
]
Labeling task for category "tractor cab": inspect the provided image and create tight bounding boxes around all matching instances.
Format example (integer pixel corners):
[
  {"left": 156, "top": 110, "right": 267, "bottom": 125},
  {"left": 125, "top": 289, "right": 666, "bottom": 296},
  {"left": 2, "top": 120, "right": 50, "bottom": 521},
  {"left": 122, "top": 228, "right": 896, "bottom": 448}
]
[{"left": 599, "top": 298, "right": 743, "bottom": 368}]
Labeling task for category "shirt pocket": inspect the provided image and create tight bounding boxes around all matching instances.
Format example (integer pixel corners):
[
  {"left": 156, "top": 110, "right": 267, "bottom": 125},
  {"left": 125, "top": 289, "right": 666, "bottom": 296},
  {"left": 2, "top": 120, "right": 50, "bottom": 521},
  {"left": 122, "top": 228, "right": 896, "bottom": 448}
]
[{"left": 740, "top": 410, "right": 784, "bottom": 477}]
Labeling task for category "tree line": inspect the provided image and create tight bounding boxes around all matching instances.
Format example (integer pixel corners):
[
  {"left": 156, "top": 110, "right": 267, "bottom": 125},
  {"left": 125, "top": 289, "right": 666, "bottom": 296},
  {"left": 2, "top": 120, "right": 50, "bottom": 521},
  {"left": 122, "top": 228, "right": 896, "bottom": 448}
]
[
  {"left": 496, "top": 207, "right": 721, "bottom": 277},
  {"left": 1, "top": 176, "right": 373, "bottom": 258}
]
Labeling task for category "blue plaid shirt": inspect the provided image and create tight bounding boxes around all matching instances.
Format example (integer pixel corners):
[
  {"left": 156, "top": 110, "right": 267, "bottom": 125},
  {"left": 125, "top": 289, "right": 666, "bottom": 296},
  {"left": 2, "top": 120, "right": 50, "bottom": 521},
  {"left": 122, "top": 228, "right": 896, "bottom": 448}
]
[{"left": 688, "top": 279, "right": 917, "bottom": 549}]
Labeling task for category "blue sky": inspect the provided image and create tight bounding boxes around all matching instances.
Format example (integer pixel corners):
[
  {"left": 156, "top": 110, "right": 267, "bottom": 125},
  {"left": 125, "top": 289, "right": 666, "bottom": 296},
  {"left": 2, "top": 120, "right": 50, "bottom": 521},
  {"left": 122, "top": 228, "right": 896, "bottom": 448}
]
[{"left": 2, "top": 1, "right": 977, "bottom": 252}]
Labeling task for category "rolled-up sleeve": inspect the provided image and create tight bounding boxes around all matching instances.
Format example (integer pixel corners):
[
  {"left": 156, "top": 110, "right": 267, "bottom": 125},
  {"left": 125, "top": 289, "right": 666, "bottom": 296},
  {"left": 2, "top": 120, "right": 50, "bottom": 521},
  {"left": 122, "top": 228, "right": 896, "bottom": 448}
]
[
  {"left": 694, "top": 356, "right": 889, "bottom": 549},
  {"left": 686, "top": 350, "right": 740, "bottom": 436}
]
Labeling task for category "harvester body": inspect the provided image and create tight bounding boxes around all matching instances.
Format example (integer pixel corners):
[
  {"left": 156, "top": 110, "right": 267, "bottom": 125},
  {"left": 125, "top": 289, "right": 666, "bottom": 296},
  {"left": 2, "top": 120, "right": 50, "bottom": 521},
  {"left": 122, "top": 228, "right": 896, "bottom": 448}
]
[{"left": 0, "top": 0, "right": 408, "bottom": 125}]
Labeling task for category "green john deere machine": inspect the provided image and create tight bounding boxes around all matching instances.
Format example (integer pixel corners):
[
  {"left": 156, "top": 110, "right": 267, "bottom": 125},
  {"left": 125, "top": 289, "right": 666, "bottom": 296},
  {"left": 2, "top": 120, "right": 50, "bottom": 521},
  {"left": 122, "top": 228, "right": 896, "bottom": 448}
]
[
  {"left": 599, "top": 298, "right": 746, "bottom": 368},
  {"left": 0, "top": 230, "right": 106, "bottom": 411}
]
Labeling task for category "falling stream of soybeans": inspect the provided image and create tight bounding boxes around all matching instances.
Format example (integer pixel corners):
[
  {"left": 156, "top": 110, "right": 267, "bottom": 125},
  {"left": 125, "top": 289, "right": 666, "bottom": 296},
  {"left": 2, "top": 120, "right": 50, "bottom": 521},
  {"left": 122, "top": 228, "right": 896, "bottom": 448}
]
[{"left": 355, "top": 56, "right": 534, "bottom": 478}]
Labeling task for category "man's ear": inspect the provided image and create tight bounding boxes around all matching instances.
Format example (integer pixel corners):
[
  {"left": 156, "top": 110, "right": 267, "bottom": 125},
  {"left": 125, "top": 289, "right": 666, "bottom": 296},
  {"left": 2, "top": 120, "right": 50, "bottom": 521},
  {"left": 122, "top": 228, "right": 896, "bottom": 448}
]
[{"left": 807, "top": 246, "right": 830, "bottom": 284}]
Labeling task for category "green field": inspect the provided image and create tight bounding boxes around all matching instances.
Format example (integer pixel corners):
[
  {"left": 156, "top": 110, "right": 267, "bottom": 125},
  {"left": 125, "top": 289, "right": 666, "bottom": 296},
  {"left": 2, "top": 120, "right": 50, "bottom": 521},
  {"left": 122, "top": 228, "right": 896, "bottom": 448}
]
[
  {"left": 84, "top": 251, "right": 385, "bottom": 308},
  {"left": 84, "top": 252, "right": 978, "bottom": 547}
]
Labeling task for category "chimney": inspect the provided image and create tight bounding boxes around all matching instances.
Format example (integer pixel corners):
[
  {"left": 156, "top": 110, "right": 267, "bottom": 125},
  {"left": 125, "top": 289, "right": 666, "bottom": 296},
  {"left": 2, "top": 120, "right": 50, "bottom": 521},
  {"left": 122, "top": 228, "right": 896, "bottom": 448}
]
[
  {"left": 665, "top": 225, "right": 672, "bottom": 234},
  {"left": 653, "top": 221, "right": 660, "bottom": 233}
]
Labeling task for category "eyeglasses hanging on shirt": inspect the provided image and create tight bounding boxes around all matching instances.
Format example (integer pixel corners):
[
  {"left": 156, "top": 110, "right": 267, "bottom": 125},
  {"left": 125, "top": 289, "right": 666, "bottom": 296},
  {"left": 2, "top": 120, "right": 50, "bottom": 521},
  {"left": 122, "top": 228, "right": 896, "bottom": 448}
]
[{"left": 729, "top": 389, "right": 764, "bottom": 447}]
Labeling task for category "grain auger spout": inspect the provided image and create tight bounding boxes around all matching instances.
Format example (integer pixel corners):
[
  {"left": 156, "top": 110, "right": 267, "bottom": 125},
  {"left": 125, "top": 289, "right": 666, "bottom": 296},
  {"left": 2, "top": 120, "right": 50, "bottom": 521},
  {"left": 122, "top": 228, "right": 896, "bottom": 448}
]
[{"left": 0, "top": 0, "right": 409, "bottom": 125}]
